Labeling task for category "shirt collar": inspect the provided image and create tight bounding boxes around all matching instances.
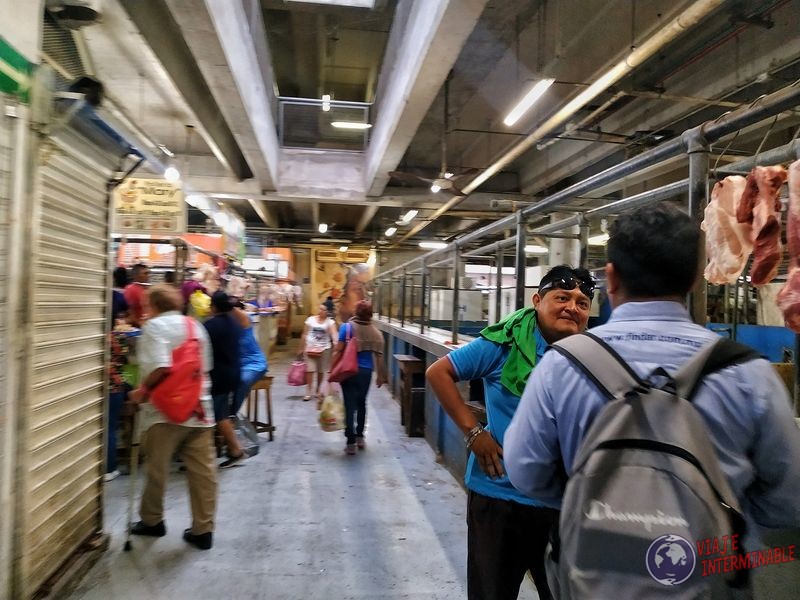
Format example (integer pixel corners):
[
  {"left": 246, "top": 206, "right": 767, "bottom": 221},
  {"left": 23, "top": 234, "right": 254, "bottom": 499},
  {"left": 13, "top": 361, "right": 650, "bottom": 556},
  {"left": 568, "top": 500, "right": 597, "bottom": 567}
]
[
  {"left": 608, "top": 300, "right": 692, "bottom": 323},
  {"left": 534, "top": 326, "right": 548, "bottom": 361},
  {"left": 155, "top": 310, "right": 182, "bottom": 318}
]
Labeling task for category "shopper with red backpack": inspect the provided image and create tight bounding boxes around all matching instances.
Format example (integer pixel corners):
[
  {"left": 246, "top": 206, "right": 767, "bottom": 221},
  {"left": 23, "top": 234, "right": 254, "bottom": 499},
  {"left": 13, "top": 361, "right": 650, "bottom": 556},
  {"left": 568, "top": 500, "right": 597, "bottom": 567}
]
[{"left": 128, "top": 284, "right": 218, "bottom": 550}]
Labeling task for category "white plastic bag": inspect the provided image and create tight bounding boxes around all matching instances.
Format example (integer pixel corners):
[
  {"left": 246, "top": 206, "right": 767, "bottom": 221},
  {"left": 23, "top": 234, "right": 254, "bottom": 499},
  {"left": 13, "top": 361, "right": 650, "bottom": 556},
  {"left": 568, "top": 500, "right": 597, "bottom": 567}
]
[
  {"left": 319, "top": 385, "right": 345, "bottom": 432},
  {"left": 232, "top": 413, "right": 260, "bottom": 456}
]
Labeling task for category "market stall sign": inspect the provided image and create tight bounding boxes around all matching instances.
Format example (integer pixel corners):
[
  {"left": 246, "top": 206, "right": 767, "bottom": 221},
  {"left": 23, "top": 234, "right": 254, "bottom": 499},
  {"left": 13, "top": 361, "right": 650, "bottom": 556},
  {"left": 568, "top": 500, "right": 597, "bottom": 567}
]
[{"left": 113, "top": 178, "right": 186, "bottom": 235}]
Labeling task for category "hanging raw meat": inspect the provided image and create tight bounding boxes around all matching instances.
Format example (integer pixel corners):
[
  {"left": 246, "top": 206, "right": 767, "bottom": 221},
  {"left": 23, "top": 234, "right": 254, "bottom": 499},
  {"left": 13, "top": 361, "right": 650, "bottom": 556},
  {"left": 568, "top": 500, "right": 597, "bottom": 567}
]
[
  {"left": 776, "top": 160, "right": 800, "bottom": 332},
  {"left": 736, "top": 166, "right": 788, "bottom": 286},
  {"left": 785, "top": 159, "right": 800, "bottom": 260},
  {"left": 702, "top": 176, "right": 752, "bottom": 284}
]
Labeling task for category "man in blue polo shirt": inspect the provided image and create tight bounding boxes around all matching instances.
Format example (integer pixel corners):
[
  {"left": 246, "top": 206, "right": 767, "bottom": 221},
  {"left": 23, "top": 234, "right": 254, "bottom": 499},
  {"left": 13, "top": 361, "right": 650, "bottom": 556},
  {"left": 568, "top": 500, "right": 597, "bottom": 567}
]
[
  {"left": 504, "top": 204, "right": 800, "bottom": 595},
  {"left": 427, "top": 264, "right": 594, "bottom": 600}
]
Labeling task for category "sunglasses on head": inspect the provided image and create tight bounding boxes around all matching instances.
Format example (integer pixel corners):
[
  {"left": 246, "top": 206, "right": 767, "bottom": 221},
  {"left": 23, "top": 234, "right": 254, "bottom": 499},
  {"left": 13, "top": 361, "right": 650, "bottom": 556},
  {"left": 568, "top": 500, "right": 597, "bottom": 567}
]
[{"left": 539, "top": 276, "right": 595, "bottom": 300}]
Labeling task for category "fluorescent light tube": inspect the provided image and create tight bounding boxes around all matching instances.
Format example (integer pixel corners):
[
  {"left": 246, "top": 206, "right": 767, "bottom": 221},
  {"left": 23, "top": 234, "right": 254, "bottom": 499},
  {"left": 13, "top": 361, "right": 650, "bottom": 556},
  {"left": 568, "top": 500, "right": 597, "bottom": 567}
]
[
  {"left": 503, "top": 78, "right": 555, "bottom": 127},
  {"left": 285, "top": 0, "right": 376, "bottom": 7},
  {"left": 419, "top": 241, "right": 447, "bottom": 249},
  {"left": 588, "top": 233, "right": 610, "bottom": 246},
  {"left": 318, "top": 223, "right": 328, "bottom": 233},
  {"left": 385, "top": 226, "right": 397, "bottom": 237},
  {"left": 331, "top": 121, "right": 372, "bottom": 130},
  {"left": 400, "top": 209, "right": 418, "bottom": 223},
  {"left": 524, "top": 244, "right": 549, "bottom": 254}
]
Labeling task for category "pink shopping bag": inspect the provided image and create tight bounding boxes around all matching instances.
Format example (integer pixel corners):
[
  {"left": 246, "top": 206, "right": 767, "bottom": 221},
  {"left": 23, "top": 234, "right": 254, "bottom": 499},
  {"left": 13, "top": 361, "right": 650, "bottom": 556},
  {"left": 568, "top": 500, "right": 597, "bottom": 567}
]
[{"left": 287, "top": 361, "right": 307, "bottom": 386}]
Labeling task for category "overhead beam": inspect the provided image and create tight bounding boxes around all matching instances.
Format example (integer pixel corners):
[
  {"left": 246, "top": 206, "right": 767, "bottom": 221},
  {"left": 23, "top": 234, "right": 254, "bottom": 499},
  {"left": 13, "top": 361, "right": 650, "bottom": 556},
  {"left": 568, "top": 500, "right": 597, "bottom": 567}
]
[
  {"left": 118, "top": 0, "right": 253, "bottom": 180},
  {"left": 203, "top": 191, "right": 529, "bottom": 216},
  {"left": 206, "top": 191, "right": 446, "bottom": 209},
  {"left": 166, "top": 0, "right": 281, "bottom": 192},
  {"left": 363, "top": 0, "right": 489, "bottom": 196},
  {"left": 248, "top": 199, "right": 280, "bottom": 228},
  {"left": 355, "top": 205, "right": 379, "bottom": 233}
]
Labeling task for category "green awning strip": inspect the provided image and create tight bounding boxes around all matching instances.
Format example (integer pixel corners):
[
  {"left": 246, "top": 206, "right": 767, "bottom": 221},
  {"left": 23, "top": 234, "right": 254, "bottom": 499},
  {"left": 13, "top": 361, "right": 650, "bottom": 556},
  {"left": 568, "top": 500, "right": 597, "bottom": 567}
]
[{"left": 0, "top": 35, "right": 33, "bottom": 101}]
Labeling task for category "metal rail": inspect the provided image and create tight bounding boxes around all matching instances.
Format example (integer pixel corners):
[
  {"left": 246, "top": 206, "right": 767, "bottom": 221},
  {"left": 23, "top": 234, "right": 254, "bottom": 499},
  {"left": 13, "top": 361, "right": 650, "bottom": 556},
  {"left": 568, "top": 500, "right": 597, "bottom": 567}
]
[{"left": 375, "top": 82, "right": 800, "bottom": 282}]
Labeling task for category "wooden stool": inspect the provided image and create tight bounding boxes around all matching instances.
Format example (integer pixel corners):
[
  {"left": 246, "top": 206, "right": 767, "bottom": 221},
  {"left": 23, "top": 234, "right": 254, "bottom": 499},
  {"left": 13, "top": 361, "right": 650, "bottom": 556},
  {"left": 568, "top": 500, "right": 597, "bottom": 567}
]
[
  {"left": 247, "top": 375, "right": 275, "bottom": 441},
  {"left": 392, "top": 354, "right": 425, "bottom": 435}
]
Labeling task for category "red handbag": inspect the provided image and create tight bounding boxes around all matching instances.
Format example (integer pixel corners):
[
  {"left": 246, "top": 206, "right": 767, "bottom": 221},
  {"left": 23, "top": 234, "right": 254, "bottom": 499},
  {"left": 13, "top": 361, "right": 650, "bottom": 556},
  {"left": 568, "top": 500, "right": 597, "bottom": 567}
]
[{"left": 329, "top": 324, "right": 359, "bottom": 382}]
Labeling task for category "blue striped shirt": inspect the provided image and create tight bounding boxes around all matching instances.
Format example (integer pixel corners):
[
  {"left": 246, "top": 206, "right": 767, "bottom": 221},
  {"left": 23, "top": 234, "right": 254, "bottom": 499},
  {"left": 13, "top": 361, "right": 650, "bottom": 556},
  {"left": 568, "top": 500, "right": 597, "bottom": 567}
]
[{"left": 505, "top": 301, "right": 800, "bottom": 539}]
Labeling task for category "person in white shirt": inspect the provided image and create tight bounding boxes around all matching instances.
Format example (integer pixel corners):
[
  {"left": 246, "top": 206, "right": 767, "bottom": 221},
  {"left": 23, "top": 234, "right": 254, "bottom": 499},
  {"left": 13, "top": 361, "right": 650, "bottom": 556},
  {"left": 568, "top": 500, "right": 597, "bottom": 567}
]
[
  {"left": 128, "top": 284, "right": 218, "bottom": 550},
  {"left": 297, "top": 303, "right": 338, "bottom": 403}
]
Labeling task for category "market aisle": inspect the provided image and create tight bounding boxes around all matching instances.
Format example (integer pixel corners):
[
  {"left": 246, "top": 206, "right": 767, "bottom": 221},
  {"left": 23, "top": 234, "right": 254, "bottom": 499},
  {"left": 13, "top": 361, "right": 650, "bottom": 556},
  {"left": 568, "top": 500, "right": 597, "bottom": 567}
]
[{"left": 67, "top": 340, "right": 540, "bottom": 600}]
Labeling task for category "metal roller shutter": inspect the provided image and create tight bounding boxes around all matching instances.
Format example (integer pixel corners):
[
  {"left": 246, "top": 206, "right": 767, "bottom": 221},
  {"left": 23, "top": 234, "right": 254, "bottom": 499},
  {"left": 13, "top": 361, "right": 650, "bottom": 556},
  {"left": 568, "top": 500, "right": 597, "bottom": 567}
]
[
  {"left": 0, "top": 97, "right": 13, "bottom": 596},
  {"left": 19, "top": 128, "right": 114, "bottom": 598}
]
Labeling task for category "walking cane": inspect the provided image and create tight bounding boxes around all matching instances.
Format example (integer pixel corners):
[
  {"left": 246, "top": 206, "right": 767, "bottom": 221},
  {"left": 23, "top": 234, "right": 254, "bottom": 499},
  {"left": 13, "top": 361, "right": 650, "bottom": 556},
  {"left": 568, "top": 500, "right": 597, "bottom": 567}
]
[{"left": 124, "top": 404, "right": 141, "bottom": 551}]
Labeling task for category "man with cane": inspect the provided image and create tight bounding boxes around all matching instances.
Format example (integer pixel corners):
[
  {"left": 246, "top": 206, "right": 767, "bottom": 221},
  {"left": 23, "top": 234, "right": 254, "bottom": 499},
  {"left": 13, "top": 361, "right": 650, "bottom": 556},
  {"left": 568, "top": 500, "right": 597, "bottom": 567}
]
[{"left": 126, "top": 284, "right": 218, "bottom": 551}]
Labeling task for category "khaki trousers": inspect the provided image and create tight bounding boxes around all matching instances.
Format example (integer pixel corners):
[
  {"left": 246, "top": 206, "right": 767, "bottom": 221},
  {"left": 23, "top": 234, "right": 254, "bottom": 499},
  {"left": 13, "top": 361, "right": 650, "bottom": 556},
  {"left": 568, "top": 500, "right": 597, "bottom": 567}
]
[{"left": 140, "top": 423, "right": 217, "bottom": 535}]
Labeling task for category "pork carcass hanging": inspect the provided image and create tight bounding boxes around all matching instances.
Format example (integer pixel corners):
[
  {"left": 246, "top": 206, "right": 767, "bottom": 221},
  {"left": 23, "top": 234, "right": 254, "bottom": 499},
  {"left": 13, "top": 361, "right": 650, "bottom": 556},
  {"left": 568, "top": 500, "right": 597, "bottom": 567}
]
[
  {"left": 776, "top": 160, "right": 800, "bottom": 332},
  {"left": 702, "top": 176, "right": 752, "bottom": 284},
  {"left": 736, "top": 166, "right": 788, "bottom": 286}
]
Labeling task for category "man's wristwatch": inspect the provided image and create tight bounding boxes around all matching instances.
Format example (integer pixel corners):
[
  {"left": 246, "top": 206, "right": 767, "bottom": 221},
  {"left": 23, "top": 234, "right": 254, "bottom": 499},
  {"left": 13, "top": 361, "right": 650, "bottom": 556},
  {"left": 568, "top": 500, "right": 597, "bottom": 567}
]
[{"left": 464, "top": 424, "right": 485, "bottom": 449}]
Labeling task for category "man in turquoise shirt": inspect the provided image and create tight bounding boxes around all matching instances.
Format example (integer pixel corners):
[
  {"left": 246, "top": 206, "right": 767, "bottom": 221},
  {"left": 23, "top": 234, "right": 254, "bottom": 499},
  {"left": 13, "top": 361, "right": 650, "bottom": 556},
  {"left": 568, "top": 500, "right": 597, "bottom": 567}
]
[{"left": 427, "top": 264, "right": 594, "bottom": 600}]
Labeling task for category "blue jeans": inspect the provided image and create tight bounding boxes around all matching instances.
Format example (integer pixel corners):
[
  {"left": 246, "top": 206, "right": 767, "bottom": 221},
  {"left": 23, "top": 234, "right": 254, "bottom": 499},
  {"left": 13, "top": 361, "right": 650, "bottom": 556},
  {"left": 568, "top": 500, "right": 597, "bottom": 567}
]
[
  {"left": 340, "top": 368, "right": 372, "bottom": 445},
  {"left": 233, "top": 368, "right": 267, "bottom": 415},
  {"left": 107, "top": 390, "right": 126, "bottom": 473}
]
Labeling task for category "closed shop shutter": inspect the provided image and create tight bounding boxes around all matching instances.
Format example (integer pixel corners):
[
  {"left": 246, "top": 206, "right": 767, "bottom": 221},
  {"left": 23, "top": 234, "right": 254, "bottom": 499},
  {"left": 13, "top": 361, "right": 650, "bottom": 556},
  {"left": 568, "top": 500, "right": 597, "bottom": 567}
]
[
  {"left": 19, "top": 128, "right": 114, "bottom": 597},
  {"left": 0, "top": 98, "right": 13, "bottom": 593}
]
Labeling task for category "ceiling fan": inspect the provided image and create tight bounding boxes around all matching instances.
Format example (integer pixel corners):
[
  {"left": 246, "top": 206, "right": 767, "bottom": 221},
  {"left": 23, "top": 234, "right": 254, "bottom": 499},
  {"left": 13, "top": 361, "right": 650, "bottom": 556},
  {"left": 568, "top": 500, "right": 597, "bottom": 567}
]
[
  {"left": 388, "top": 168, "right": 480, "bottom": 196},
  {"left": 388, "top": 75, "right": 480, "bottom": 197}
]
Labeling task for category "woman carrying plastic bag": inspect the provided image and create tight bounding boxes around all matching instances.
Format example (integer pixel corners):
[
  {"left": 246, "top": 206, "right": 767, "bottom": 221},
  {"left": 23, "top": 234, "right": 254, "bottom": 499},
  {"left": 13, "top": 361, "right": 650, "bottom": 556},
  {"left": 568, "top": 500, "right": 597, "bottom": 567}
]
[{"left": 329, "top": 300, "right": 387, "bottom": 455}]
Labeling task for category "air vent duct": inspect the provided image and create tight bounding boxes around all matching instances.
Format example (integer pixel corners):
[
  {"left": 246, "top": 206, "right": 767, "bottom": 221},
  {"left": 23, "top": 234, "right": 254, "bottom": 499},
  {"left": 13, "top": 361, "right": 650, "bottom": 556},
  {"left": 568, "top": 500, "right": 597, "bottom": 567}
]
[{"left": 45, "top": 0, "right": 102, "bottom": 29}]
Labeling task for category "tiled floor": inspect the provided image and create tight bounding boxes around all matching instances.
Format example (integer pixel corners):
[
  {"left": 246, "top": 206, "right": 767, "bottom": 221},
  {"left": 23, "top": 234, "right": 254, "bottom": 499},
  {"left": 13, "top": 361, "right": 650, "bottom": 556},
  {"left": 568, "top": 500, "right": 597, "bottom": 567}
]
[{"left": 66, "top": 340, "right": 540, "bottom": 600}]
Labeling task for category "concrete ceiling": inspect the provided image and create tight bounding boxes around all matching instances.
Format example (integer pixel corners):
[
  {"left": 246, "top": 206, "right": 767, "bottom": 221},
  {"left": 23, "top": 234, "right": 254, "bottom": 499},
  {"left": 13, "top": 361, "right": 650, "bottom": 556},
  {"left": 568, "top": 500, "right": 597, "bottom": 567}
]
[
  {"left": 262, "top": 0, "right": 396, "bottom": 102},
  {"left": 47, "top": 0, "right": 800, "bottom": 251}
]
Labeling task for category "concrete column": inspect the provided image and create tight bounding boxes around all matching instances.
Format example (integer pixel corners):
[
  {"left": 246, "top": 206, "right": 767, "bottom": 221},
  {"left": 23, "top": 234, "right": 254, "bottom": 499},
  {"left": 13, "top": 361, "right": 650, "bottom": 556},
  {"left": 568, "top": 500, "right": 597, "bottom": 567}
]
[
  {"left": 494, "top": 246, "right": 503, "bottom": 324},
  {"left": 548, "top": 213, "right": 581, "bottom": 267},
  {"left": 579, "top": 225, "right": 589, "bottom": 270},
  {"left": 420, "top": 265, "right": 428, "bottom": 333},
  {"left": 515, "top": 214, "right": 527, "bottom": 310},
  {"left": 400, "top": 272, "right": 407, "bottom": 327},
  {"left": 452, "top": 246, "right": 460, "bottom": 344}
]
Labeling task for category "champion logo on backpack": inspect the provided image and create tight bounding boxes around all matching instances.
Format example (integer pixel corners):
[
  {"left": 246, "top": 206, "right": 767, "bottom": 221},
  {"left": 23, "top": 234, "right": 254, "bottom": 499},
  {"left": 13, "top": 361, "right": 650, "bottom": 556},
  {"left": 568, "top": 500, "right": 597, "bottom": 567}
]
[
  {"left": 584, "top": 500, "right": 689, "bottom": 532},
  {"left": 646, "top": 534, "right": 697, "bottom": 586}
]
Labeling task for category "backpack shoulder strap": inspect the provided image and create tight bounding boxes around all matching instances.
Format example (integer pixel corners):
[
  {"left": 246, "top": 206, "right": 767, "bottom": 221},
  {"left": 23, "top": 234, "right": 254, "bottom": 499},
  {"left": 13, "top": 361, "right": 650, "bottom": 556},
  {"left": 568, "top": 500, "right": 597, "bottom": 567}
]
[
  {"left": 184, "top": 316, "right": 196, "bottom": 339},
  {"left": 673, "top": 337, "right": 762, "bottom": 401},
  {"left": 552, "top": 332, "right": 645, "bottom": 401}
]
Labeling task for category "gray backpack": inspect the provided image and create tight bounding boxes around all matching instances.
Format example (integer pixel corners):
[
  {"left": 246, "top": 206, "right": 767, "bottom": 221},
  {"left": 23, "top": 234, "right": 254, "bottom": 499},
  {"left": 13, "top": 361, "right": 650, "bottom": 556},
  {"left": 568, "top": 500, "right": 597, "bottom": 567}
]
[{"left": 549, "top": 332, "right": 759, "bottom": 599}]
